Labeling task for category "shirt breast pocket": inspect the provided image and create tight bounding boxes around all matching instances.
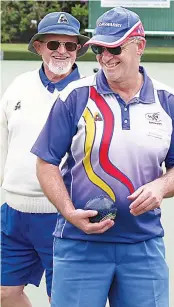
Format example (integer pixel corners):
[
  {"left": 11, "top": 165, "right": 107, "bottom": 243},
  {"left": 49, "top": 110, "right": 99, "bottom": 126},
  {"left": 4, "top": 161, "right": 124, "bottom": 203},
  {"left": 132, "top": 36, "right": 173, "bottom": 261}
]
[{"left": 146, "top": 127, "right": 171, "bottom": 157}]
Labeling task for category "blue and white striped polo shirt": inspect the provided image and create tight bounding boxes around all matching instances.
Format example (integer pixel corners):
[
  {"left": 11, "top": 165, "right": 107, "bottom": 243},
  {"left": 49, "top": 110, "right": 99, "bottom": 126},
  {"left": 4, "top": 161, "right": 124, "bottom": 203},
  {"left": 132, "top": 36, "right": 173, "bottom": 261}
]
[{"left": 32, "top": 66, "right": 174, "bottom": 243}]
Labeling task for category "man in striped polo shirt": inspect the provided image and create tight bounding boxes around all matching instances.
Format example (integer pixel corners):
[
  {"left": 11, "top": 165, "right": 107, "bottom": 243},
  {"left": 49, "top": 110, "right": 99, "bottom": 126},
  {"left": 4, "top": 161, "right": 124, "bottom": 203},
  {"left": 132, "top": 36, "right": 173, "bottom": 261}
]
[{"left": 31, "top": 7, "right": 174, "bottom": 307}]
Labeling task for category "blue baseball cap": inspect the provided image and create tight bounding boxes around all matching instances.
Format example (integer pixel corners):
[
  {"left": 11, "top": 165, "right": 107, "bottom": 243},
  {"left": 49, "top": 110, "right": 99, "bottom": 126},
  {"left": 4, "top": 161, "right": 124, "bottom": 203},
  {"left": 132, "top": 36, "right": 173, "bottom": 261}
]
[
  {"left": 85, "top": 7, "right": 145, "bottom": 48},
  {"left": 28, "top": 12, "right": 89, "bottom": 57}
]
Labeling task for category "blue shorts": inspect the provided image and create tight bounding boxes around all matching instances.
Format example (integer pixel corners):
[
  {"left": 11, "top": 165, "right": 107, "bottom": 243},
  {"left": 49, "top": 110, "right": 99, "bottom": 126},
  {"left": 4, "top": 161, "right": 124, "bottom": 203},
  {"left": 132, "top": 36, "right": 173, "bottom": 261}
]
[
  {"left": 51, "top": 237, "right": 169, "bottom": 307},
  {"left": 1, "top": 203, "right": 57, "bottom": 297}
]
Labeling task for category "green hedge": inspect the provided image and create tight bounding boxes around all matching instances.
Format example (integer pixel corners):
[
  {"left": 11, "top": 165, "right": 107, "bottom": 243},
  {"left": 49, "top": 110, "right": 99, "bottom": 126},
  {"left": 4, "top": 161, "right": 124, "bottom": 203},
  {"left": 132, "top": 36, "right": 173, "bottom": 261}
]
[
  {"left": 1, "top": 1, "right": 88, "bottom": 43},
  {"left": 2, "top": 50, "right": 174, "bottom": 62}
]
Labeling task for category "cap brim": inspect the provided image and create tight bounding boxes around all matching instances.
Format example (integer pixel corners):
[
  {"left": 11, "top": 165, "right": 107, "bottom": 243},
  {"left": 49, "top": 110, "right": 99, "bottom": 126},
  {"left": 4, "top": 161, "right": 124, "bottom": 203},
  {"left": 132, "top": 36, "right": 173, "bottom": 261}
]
[
  {"left": 28, "top": 32, "right": 89, "bottom": 58},
  {"left": 84, "top": 34, "right": 127, "bottom": 48}
]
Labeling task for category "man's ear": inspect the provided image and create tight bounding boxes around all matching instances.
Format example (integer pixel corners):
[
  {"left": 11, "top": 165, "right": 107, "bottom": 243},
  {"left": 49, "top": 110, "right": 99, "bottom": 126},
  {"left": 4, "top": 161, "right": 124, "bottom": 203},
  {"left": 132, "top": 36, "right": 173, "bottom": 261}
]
[
  {"left": 33, "top": 41, "right": 42, "bottom": 55},
  {"left": 137, "top": 39, "right": 146, "bottom": 56}
]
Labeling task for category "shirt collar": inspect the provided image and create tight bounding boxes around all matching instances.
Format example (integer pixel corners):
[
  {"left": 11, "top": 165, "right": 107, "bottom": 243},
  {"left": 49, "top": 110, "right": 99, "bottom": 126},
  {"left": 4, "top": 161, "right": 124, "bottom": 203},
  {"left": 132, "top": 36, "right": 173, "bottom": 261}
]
[
  {"left": 96, "top": 66, "right": 155, "bottom": 104},
  {"left": 39, "top": 63, "right": 80, "bottom": 92}
]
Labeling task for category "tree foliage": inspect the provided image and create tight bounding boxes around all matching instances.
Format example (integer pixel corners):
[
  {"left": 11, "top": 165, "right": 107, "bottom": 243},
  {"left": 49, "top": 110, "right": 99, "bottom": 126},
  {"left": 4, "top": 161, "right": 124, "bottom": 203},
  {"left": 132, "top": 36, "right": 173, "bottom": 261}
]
[{"left": 1, "top": 1, "right": 88, "bottom": 43}]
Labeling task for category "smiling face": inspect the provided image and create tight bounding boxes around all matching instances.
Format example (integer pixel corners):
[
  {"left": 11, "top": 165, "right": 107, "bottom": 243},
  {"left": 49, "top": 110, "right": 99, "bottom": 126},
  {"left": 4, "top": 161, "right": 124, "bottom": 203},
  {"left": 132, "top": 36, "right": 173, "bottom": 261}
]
[
  {"left": 33, "top": 34, "right": 81, "bottom": 80},
  {"left": 96, "top": 38, "right": 146, "bottom": 84}
]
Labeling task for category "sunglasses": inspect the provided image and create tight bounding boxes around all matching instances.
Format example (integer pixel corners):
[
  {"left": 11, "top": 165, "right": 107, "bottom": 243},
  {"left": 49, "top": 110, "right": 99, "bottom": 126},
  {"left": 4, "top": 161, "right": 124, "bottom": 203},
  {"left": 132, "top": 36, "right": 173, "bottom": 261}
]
[
  {"left": 91, "top": 39, "right": 136, "bottom": 56},
  {"left": 40, "top": 41, "right": 79, "bottom": 52}
]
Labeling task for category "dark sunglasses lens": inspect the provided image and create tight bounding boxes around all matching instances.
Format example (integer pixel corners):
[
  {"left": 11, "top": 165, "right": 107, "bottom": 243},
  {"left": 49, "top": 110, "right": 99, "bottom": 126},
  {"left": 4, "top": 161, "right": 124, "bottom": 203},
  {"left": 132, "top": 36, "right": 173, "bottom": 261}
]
[
  {"left": 91, "top": 45, "right": 122, "bottom": 55},
  {"left": 65, "top": 42, "right": 77, "bottom": 51},
  {"left": 107, "top": 46, "right": 122, "bottom": 55},
  {"left": 47, "top": 41, "right": 59, "bottom": 50},
  {"left": 91, "top": 45, "right": 103, "bottom": 55},
  {"left": 46, "top": 41, "right": 77, "bottom": 51}
]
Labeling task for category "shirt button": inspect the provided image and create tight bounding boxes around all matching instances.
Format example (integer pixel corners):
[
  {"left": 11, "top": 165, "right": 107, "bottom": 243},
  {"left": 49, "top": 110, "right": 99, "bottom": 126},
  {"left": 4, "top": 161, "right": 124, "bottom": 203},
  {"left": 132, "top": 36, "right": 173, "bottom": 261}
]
[
  {"left": 124, "top": 119, "right": 128, "bottom": 124},
  {"left": 124, "top": 107, "right": 127, "bottom": 111}
]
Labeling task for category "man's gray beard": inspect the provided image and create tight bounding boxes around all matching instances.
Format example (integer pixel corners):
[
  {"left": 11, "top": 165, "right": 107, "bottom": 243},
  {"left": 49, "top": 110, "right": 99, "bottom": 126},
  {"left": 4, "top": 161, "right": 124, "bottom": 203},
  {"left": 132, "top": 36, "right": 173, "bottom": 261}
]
[{"left": 48, "top": 59, "right": 72, "bottom": 75}]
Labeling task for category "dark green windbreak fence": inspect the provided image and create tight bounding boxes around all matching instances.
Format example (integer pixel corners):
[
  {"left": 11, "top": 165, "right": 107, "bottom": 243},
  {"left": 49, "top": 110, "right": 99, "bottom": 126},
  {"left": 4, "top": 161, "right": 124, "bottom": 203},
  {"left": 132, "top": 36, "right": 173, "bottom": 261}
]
[{"left": 88, "top": 0, "right": 174, "bottom": 46}]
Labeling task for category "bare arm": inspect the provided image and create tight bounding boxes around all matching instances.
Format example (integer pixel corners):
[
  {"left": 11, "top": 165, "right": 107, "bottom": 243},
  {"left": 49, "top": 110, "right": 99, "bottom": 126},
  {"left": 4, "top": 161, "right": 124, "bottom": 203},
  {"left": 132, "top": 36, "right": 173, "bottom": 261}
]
[
  {"left": 36, "top": 158, "right": 74, "bottom": 216},
  {"left": 160, "top": 167, "right": 174, "bottom": 198},
  {"left": 128, "top": 167, "right": 174, "bottom": 216},
  {"left": 36, "top": 158, "right": 114, "bottom": 234}
]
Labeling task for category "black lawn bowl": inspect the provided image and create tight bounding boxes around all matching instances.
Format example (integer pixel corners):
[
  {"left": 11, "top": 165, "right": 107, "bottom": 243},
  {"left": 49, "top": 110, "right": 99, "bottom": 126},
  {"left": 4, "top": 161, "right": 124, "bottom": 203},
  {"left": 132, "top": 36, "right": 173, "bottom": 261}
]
[{"left": 84, "top": 196, "right": 117, "bottom": 223}]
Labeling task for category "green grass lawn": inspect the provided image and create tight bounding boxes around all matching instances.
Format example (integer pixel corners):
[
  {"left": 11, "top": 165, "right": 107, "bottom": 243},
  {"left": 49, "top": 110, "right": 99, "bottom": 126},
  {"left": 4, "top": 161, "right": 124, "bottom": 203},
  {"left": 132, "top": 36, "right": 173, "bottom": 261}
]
[
  {"left": 1, "top": 44, "right": 174, "bottom": 62},
  {"left": 2, "top": 43, "right": 29, "bottom": 51}
]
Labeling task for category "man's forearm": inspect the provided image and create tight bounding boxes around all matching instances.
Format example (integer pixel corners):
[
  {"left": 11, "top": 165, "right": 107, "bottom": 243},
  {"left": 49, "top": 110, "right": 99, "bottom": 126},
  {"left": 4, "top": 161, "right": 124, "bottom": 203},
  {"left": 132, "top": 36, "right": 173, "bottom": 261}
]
[
  {"left": 36, "top": 158, "right": 114, "bottom": 234},
  {"left": 36, "top": 158, "right": 75, "bottom": 218},
  {"left": 159, "top": 167, "right": 174, "bottom": 198}
]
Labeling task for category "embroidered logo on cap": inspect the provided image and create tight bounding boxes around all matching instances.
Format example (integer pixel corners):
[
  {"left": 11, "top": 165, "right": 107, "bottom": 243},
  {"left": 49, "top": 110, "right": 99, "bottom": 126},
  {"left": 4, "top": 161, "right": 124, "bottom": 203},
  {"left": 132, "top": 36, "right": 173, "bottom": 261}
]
[
  {"left": 98, "top": 22, "right": 121, "bottom": 27},
  {"left": 58, "top": 14, "right": 69, "bottom": 24}
]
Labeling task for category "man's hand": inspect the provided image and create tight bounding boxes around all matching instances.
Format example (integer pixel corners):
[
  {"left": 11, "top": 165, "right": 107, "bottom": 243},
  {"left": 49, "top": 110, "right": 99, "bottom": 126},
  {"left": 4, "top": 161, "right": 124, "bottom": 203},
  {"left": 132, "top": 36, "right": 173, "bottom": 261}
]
[
  {"left": 67, "top": 209, "right": 115, "bottom": 234},
  {"left": 128, "top": 180, "right": 165, "bottom": 216}
]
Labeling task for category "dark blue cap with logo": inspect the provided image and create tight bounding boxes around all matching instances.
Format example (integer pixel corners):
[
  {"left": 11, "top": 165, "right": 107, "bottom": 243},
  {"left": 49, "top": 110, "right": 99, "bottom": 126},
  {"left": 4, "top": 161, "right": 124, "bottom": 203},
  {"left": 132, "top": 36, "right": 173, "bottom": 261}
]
[
  {"left": 85, "top": 7, "right": 145, "bottom": 48},
  {"left": 28, "top": 12, "right": 89, "bottom": 57}
]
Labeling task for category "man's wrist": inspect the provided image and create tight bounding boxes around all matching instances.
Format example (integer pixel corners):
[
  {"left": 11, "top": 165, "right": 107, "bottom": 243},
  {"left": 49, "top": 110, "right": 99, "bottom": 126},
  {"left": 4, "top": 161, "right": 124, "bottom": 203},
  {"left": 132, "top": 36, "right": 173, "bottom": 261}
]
[
  {"left": 157, "top": 174, "right": 172, "bottom": 198},
  {"left": 61, "top": 205, "right": 76, "bottom": 222}
]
